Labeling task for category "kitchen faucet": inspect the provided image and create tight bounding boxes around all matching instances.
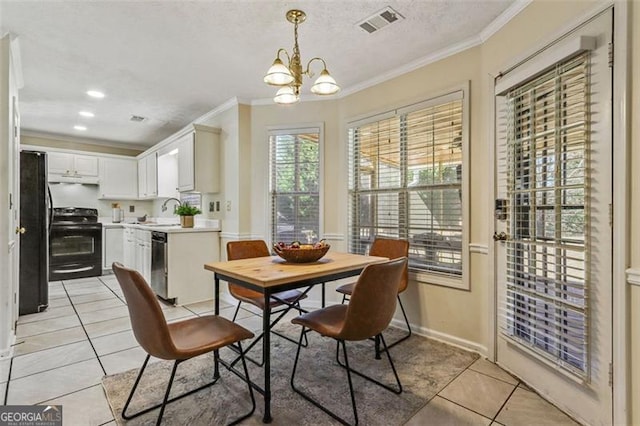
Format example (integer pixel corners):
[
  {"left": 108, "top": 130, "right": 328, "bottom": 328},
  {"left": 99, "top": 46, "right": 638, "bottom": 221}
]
[{"left": 161, "top": 197, "right": 182, "bottom": 212}]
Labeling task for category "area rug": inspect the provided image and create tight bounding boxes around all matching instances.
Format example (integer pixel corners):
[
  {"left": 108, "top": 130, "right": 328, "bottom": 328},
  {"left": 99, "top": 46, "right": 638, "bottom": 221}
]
[{"left": 102, "top": 324, "right": 478, "bottom": 425}]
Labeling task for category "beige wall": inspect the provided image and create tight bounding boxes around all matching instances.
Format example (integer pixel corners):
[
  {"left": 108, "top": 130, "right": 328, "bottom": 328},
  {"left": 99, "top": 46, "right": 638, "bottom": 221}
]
[{"left": 21, "top": 135, "right": 142, "bottom": 156}]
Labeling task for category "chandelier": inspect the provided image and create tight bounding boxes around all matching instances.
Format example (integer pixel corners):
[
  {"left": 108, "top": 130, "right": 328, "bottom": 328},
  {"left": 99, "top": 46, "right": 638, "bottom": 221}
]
[{"left": 263, "top": 10, "right": 340, "bottom": 104}]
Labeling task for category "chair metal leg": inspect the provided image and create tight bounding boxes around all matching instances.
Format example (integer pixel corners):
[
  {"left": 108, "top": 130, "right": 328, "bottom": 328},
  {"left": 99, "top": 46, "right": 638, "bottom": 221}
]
[
  {"left": 122, "top": 349, "right": 255, "bottom": 425},
  {"left": 228, "top": 341, "right": 257, "bottom": 426},
  {"left": 156, "top": 360, "right": 180, "bottom": 425},
  {"left": 336, "top": 333, "right": 402, "bottom": 395},
  {"left": 232, "top": 301, "right": 242, "bottom": 321},
  {"left": 291, "top": 329, "right": 357, "bottom": 425},
  {"left": 230, "top": 300, "right": 308, "bottom": 368},
  {"left": 122, "top": 354, "right": 152, "bottom": 420},
  {"left": 122, "top": 355, "right": 183, "bottom": 425},
  {"left": 378, "top": 296, "right": 412, "bottom": 354}
]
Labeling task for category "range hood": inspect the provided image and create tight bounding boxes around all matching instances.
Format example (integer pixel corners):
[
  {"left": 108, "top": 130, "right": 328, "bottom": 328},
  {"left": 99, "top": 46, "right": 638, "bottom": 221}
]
[{"left": 48, "top": 175, "right": 99, "bottom": 185}]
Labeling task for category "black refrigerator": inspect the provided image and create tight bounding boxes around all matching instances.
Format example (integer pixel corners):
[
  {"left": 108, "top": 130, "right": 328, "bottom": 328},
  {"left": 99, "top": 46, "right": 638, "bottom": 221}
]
[{"left": 19, "top": 150, "right": 51, "bottom": 314}]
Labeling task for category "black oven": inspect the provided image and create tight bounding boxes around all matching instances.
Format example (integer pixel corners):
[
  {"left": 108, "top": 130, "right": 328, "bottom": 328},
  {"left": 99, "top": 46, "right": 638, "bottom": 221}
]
[{"left": 49, "top": 207, "right": 102, "bottom": 281}]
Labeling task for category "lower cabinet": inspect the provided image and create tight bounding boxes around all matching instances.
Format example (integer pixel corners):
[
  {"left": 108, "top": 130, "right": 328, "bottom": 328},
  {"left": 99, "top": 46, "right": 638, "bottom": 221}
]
[
  {"left": 164, "top": 231, "right": 219, "bottom": 305},
  {"left": 123, "top": 227, "right": 136, "bottom": 269},
  {"left": 134, "top": 229, "right": 152, "bottom": 283},
  {"left": 102, "top": 227, "right": 124, "bottom": 271}
]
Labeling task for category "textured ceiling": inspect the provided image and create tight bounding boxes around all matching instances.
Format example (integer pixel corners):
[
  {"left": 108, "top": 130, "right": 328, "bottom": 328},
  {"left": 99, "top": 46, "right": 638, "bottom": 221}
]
[{"left": 0, "top": 0, "right": 516, "bottom": 147}]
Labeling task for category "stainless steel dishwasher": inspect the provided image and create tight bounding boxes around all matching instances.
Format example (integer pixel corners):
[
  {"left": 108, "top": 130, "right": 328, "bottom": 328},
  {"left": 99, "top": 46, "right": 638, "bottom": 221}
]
[{"left": 151, "top": 231, "right": 171, "bottom": 301}]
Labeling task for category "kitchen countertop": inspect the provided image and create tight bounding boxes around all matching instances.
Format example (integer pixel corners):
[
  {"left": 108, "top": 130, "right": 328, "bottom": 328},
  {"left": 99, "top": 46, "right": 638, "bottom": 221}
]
[{"left": 100, "top": 218, "right": 221, "bottom": 233}]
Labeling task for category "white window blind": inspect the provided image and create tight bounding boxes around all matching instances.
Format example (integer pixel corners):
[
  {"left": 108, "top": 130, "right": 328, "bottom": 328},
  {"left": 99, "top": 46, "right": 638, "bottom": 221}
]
[
  {"left": 269, "top": 128, "right": 321, "bottom": 244},
  {"left": 348, "top": 92, "right": 465, "bottom": 277},
  {"left": 500, "top": 52, "right": 590, "bottom": 376}
]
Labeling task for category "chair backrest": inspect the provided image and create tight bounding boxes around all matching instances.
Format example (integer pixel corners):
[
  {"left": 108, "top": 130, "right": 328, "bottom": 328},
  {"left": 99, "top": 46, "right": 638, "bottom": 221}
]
[
  {"left": 226, "top": 240, "right": 271, "bottom": 298},
  {"left": 369, "top": 237, "right": 410, "bottom": 293},
  {"left": 226, "top": 240, "right": 270, "bottom": 260},
  {"left": 338, "top": 257, "right": 407, "bottom": 341},
  {"left": 112, "top": 262, "right": 177, "bottom": 360}
]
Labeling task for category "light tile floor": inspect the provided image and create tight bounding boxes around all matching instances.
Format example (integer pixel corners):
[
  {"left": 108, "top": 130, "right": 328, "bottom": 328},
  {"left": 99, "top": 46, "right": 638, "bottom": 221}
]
[{"left": 1, "top": 275, "right": 579, "bottom": 425}]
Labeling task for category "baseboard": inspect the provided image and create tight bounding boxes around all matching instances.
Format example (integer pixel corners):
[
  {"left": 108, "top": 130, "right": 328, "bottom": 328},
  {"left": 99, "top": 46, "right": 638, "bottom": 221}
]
[
  {"left": 215, "top": 289, "right": 488, "bottom": 357},
  {"left": 387, "top": 318, "right": 488, "bottom": 356},
  {"left": 0, "top": 334, "right": 16, "bottom": 359}
]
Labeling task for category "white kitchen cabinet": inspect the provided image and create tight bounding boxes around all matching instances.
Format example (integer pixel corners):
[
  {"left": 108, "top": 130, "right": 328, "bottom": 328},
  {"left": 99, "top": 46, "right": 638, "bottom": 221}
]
[
  {"left": 137, "top": 153, "right": 157, "bottom": 199},
  {"left": 165, "top": 230, "right": 219, "bottom": 304},
  {"left": 99, "top": 157, "right": 138, "bottom": 199},
  {"left": 48, "top": 152, "right": 99, "bottom": 182},
  {"left": 134, "top": 228, "right": 151, "bottom": 283},
  {"left": 157, "top": 150, "right": 179, "bottom": 198},
  {"left": 123, "top": 227, "right": 136, "bottom": 269},
  {"left": 177, "top": 124, "right": 220, "bottom": 193},
  {"left": 102, "top": 227, "right": 124, "bottom": 271}
]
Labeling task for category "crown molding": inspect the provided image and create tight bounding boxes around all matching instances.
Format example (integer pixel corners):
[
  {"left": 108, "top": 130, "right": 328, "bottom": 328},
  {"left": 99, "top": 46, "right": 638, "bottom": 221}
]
[
  {"left": 193, "top": 96, "right": 250, "bottom": 124},
  {"left": 20, "top": 129, "right": 149, "bottom": 151},
  {"left": 480, "top": 0, "right": 532, "bottom": 42}
]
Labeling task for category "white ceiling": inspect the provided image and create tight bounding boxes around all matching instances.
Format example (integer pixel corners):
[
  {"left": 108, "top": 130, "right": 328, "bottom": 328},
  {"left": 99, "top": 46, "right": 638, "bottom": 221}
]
[{"left": 0, "top": 0, "right": 519, "bottom": 148}]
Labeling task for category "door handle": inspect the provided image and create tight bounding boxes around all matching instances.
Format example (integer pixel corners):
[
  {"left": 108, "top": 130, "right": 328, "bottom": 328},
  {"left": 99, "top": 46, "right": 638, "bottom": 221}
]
[
  {"left": 15, "top": 227, "right": 26, "bottom": 234},
  {"left": 493, "top": 231, "right": 508, "bottom": 241}
]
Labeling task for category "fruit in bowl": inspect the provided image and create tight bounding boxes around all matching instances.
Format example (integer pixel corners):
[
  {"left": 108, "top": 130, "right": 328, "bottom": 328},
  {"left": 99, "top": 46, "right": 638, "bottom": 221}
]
[{"left": 273, "top": 240, "right": 330, "bottom": 263}]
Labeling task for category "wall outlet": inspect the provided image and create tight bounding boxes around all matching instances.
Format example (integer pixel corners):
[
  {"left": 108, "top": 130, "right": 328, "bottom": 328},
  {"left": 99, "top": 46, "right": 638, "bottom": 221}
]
[
  {"left": 226, "top": 200, "right": 231, "bottom": 212},
  {"left": 209, "top": 202, "right": 215, "bottom": 212},
  {"left": 129, "top": 205, "right": 135, "bottom": 212},
  {"left": 216, "top": 201, "right": 220, "bottom": 212}
]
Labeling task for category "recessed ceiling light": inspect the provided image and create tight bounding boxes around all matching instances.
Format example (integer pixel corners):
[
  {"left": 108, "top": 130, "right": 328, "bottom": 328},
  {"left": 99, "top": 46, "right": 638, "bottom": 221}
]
[
  {"left": 79, "top": 111, "right": 94, "bottom": 117},
  {"left": 86, "top": 90, "right": 105, "bottom": 98},
  {"left": 74, "top": 125, "right": 87, "bottom": 131}
]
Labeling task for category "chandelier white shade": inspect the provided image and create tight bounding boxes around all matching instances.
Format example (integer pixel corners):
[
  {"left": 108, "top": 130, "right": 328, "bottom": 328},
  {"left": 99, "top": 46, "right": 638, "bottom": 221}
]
[
  {"left": 264, "top": 10, "right": 340, "bottom": 104},
  {"left": 274, "top": 86, "right": 299, "bottom": 104}
]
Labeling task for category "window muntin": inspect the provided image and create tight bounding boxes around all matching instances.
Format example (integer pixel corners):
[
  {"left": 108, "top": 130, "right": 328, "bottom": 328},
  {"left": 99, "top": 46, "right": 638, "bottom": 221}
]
[
  {"left": 270, "top": 129, "right": 321, "bottom": 244},
  {"left": 501, "top": 53, "right": 590, "bottom": 376},
  {"left": 348, "top": 92, "right": 465, "bottom": 278}
]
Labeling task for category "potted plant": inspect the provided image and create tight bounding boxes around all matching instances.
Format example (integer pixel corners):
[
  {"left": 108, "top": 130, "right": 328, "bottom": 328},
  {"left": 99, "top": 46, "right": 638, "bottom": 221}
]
[{"left": 174, "top": 203, "right": 202, "bottom": 228}]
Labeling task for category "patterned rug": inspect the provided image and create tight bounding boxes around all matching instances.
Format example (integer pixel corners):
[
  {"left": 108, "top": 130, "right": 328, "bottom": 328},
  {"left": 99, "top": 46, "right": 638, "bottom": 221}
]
[{"left": 102, "top": 324, "right": 478, "bottom": 425}]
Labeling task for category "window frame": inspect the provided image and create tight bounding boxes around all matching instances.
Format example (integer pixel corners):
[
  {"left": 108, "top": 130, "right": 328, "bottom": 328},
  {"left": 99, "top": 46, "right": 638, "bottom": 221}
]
[
  {"left": 267, "top": 124, "right": 324, "bottom": 247},
  {"left": 347, "top": 83, "right": 470, "bottom": 290}
]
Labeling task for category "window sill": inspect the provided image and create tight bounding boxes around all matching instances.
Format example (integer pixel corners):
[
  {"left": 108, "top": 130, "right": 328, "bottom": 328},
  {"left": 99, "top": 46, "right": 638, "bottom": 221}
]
[{"left": 411, "top": 270, "right": 469, "bottom": 290}]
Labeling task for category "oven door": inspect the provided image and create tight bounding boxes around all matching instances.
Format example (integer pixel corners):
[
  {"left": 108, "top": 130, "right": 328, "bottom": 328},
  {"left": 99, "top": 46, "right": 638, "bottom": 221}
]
[{"left": 49, "top": 224, "right": 103, "bottom": 281}]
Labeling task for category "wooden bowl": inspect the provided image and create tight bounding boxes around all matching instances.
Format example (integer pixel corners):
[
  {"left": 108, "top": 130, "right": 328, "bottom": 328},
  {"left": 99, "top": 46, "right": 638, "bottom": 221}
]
[{"left": 273, "top": 244, "right": 330, "bottom": 263}]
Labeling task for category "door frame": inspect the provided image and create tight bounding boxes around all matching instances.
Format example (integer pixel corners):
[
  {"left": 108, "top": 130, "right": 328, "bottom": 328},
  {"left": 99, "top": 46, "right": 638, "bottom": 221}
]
[{"left": 486, "top": 1, "right": 629, "bottom": 424}]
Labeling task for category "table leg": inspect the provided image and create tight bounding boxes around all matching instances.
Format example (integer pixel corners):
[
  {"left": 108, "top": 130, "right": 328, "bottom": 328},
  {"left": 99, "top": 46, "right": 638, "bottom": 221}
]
[
  {"left": 321, "top": 283, "right": 325, "bottom": 308},
  {"left": 214, "top": 275, "right": 220, "bottom": 379},
  {"left": 263, "top": 290, "right": 272, "bottom": 423}
]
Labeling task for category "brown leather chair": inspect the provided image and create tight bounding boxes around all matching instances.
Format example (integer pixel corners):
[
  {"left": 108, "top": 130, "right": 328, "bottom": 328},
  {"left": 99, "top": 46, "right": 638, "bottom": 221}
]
[
  {"left": 290, "top": 257, "right": 407, "bottom": 425},
  {"left": 336, "top": 237, "right": 411, "bottom": 353},
  {"left": 226, "top": 240, "right": 308, "bottom": 364},
  {"left": 112, "top": 262, "right": 255, "bottom": 426}
]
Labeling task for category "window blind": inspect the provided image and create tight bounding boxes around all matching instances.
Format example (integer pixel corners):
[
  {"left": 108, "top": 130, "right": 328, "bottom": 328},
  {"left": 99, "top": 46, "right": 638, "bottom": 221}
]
[
  {"left": 270, "top": 129, "right": 321, "bottom": 244},
  {"left": 348, "top": 93, "right": 464, "bottom": 276},
  {"left": 500, "top": 52, "right": 590, "bottom": 376}
]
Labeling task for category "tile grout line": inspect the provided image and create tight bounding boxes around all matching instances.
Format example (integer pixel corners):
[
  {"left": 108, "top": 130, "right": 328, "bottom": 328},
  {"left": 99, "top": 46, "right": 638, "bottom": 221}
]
[
  {"left": 433, "top": 358, "right": 517, "bottom": 423},
  {"left": 402, "top": 354, "right": 481, "bottom": 425},
  {"left": 3, "top": 357, "right": 14, "bottom": 405},
  {"left": 490, "top": 382, "right": 519, "bottom": 423},
  {"left": 61, "top": 280, "right": 108, "bottom": 377}
]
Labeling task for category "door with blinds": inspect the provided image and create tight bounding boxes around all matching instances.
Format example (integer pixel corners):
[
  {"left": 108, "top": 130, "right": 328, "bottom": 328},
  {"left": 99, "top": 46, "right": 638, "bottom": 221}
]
[{"left": 494, "top": 10, "right": 612, "bottom": 424}]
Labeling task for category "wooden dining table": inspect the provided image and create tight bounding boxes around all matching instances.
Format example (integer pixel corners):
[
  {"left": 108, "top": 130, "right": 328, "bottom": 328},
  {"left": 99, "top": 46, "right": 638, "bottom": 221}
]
[{"left": 204, "top": 251, "right": 387, "bottom": 423}]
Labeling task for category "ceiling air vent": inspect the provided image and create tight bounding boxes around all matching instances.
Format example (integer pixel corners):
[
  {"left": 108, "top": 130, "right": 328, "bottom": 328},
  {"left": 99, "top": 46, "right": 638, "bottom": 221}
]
[
  {"left": 129, "top": 115, "right": 147, "bottom": 123},
  {"left": 358, "top": 6, "right": 404, "bottom": 34}
]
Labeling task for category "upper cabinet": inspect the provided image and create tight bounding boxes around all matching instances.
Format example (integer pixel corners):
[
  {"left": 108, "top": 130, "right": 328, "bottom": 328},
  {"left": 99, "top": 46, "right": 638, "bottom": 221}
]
[
  {"left": 177, "top": 124, "right": 220, "bottom": 193},
  {"left": 48, "top": 152, "right": 99, "bottom": 183},
  {"left": 99, "top": 157, "right": 138, "bottom": 199},
  {"left": 137, "top": 152, "right": 157, "bottom": 199}
]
